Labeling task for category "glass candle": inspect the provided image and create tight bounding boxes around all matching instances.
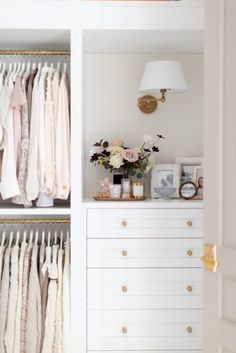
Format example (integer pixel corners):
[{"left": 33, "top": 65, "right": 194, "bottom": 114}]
[{"left": 132, "top": 182, "right": 144, "bottom": 199}]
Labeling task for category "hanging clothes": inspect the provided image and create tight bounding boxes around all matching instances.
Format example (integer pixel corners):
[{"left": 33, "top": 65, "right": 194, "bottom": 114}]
[
  {"left": 25, "top": 241, "right": 41, "bottom": 353},
  {"left": 0, "top": 232, "right": 6, "bottom": 289},
  {"left": 55, "top": 70, "right": 70, "bottom": 200},
  {"left": 62, "top": 233, "right": 71, "bottom": 353},
  {"left": 12, "top": 71, "right": 32, "bottom": 207},
  {"left": 41, "top": 244, "right": 58, "bottom": 353}
]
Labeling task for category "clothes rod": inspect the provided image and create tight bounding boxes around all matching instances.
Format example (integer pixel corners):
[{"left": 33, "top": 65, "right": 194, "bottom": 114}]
[
  {"left": 0, "top": 218, "right": 70, "bottom": 224},
  {"left": 0, "top": 50, "right": 70, "bottom": 56}
]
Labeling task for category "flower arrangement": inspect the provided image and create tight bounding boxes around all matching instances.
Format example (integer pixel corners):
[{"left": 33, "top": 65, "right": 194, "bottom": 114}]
[{"left": 89, "top": 134, "right": 165, "bottom": 178}]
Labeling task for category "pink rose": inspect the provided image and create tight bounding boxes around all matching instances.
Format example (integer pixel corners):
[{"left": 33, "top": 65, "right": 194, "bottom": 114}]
[{"left": 122, "top": 149, "right": 139, "bottom": 162}]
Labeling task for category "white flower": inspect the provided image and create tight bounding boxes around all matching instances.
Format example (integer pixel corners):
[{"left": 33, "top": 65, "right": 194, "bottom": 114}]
[
  {"left": 89, "top": 146, "right": 103, "bottom": 156},
  {"left": 109, "top": 154, "right": 124, "bottom": 169},
  {"left": 145, "top": 154, "right": 156, "bottom": 173},
  {"left": 143, "top": 135, "right": 153, "bottom": 146}
]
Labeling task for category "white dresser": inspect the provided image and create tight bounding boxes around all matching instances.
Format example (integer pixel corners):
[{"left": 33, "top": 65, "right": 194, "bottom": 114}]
[{"left": 86, "top": 202, "right": 203, "bottom": 353}]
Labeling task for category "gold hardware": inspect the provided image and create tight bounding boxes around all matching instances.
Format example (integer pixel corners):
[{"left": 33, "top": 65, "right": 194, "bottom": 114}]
[
  {"left": 122, "top": 327, "right": 128, "bottom": 334},
  {"left": 122, "top": 220, "right": 128, "bottom": 227},
  {"left": 122, "top": 250, "right": 128, "bottom": 257},
  {"left": 122, "top": 286, "right": 128, "bottom": 293},
  {"left": 186, "top": 326, "right": 192, "bottom": 334},
  {"left": 187, "top": 220, "right": 193, "bottom": 227},
  {"left": 137, "top": 89, "right": 167, "bottom": 114},
  {"left": 187, "top": 250, "right": 193, "bottom": 257},
  {"left": 0, "top": 218, "right": 70, "bottom": 224},
  {"left": 187, "top": 286, "right": 193, "bottom": 293},
  {"left": 0, "top": 49, "right": 70, "bottom": 56},
  {"left": 201, "top": 243, "right": 219, "bottom": 272}
]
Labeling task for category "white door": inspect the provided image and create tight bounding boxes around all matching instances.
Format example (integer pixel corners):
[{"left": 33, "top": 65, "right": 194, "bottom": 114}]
[{"left": 204, "top": 0, "right": 236, "bottom": 352}]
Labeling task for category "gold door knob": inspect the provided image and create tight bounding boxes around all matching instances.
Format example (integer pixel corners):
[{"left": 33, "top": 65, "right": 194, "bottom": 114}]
[
  {"left": 186, "top": 326, "right": 192, "bottom": 334},
  {"left": 122, "top": 327, "right": 128, "bottom": 334},
  {"left": 122, "top": 286, "right": 128, "bottom": 293},
  {"left": 187, "top": 250, "right": 193, "bottom": 256},
  {"left": 122, "top": 250, "right": 128, "bottom": 257},
  {"left": 201, "top": 243, "right": 219, "bottom": 272},
  {"left": 122, "top": 220, "right": 128, "bottom": 227},
  {"left": 187, "top": 220, "right": 193, "bottom": 227},
  {"left": 187, "top": 285, "right": 193, "bottom": 293}
]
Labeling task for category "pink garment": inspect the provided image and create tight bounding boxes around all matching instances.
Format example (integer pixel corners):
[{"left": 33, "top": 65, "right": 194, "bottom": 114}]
[{"left": 10, "top": 76, "right": 27, "bottom": 175}]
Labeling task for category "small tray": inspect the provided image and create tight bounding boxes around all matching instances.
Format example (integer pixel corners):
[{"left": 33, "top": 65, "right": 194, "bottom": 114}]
[{"left": 93, "top": 197, "right": 146, "bottom": 201}]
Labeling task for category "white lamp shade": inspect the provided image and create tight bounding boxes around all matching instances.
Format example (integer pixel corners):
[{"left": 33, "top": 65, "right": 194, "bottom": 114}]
[{"left": 139, "top": 61, "right": 188, "bottom": 94}]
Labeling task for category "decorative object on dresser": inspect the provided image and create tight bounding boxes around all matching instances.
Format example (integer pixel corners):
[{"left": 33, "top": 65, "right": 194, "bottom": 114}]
[
  {"left": 90, "top": 134, "right": 164, "bottom": 200},
  {"left": 138, "top": 61, "right": 188, "bottom": 114},
  {"left": 179, "top": 181, "right": 198, "bottom": 200},
  {"left": 176, "top": 158, "right": 203, "bottom": 200},
  {"left": 151, "top": 164, "right": 180, "bottom": 198}
]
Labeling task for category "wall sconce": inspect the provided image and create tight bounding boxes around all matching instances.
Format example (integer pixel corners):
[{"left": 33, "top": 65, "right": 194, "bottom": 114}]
[{"left": 138, "top": 61, "right": 188, "bottom": 114}]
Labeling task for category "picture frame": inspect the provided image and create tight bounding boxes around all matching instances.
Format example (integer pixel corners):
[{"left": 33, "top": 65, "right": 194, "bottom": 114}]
[
  {"left": 194, "top": 165, "right": 204, "bottom": 199},
  {"left": 151, "top": 164, "right": 181, "bottom": 199},
  {"left": 175, "top": 157, "right": 203, "bottom": 183}
]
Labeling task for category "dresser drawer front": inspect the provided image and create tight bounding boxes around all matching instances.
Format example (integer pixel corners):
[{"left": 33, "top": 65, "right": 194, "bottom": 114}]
[
  {"left": 88, "top": 351, "right": 202, "bottom": 353},
  {"left": 87, "top": 208, "right": 203, "bottom": 238},
  {"left": 87, "top": 309, "right": 202, "bottom": 351},
  {"left": 88, "top": 268, "right": 203, "bottom": 310},
  {"left": 88, "top": 238, "right": 203, "bottom": 268}
]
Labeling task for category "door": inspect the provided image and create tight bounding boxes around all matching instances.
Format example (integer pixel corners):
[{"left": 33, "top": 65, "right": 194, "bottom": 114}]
[{"left": 204, "top": 0, "right": 236, "bottom": 352}]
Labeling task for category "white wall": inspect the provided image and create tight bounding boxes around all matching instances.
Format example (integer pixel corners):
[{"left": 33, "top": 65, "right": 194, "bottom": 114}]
[{"left": 84, "top": 53, "right": 203, "bottom": 198}]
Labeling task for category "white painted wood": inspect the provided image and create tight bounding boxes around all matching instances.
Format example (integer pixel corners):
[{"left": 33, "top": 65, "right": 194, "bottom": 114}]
[
  {"left": 88, "top": 238, "right": 203, "bottom": 268},
  {"left": 87, "top": 208, "right": 203, "bottom": 238},
  {"left": 88, "top": 268, "right": 203, "bottom": 309},
  {"left": 204, "top": 0, "right": 236, "bottom": 352},
  {"left": 87, "top": 309, "right": 202, "bottom": 351},
  {"left": 85, "top": 199, "right": 203, "bottom": 208},
  {"left": 88, "top": 351, "right": 201, "bottom": 353}
]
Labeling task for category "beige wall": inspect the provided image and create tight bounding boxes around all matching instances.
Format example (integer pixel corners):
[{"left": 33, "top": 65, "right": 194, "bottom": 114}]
[{"left": 84, "top": 52, "right": 203, "bottom": 197}]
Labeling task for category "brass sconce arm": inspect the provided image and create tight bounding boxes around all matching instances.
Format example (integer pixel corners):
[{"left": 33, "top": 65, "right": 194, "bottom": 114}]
[{"left": 137, "top": 89, "right": 167, "bottom": 114}]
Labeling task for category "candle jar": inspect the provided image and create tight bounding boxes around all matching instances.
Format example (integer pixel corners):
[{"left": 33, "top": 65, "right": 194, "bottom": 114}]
[
  {"left": 122, "top": 178, "right": 131, "bottom": 199},
  {"left": 109, "top": 184, "right": 121, "bottom": 199},
  {"left": 132, "top": 182, "right": 144, "bottom": 199}
]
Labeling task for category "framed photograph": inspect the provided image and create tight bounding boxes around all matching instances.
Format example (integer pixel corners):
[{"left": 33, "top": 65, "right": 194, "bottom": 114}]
[
  {"left": 175, "top": 157, "right": 203, "bottom": 183},
  {"left": 151, "top": 164, "right": 181, "bottom": 199},
  {"left": 194, "top": 166, "right": 204, "bottom": 199}
]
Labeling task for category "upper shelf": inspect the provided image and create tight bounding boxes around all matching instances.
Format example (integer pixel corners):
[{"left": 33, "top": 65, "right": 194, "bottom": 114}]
[{"left": 0, "top": 205, "right": 71, "bottom": 216}]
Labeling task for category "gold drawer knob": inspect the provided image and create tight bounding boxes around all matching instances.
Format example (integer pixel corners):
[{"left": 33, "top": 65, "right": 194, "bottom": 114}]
[
  {"left": 122, "top": 327, "right": 128, "bottom": 334},
  {"left": 187, "top": 220, "right": 193, "bottom": 227},
  {"left": 122, "top": 250, "right": 128, "bottom": 257},
  {"left": 122, "top": 220, "right": 128, "bottom": 227},
  {"left": 186, "top": 326, "right": 192, "bottom": 334},
  {"left": 187, "top": 250, "right": 193, "bottom": 257},
  {"left": 122, "top": 286, "right": 128, "bottom": 293},
  {"left": 187, "top": 285, "right": 193, "bottom": 293}
]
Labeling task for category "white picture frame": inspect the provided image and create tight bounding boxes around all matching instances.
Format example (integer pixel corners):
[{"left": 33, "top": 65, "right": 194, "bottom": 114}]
[
  {"left": 151, "top": 164, "right": 181, "bottom": 199},
  {"left": 175, "top": 157, "right": 203, "bottom": 183}
]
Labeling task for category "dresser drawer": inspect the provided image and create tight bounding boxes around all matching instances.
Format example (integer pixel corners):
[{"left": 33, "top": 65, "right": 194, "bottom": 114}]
[
  {"left": 88, "top": 238, "right": 203, "bottom": 268},
  {"left": 88, "top": 351, "right": 201, "bottom": 353},
  {"left": 87, "top": 208, "right": 203, "bottom": 238},
  {"left": 88, "top": 268, "right": 202, "bottom": 310},
  {"left": 87, "top": 309, "right": 202, "bottom": 351}
]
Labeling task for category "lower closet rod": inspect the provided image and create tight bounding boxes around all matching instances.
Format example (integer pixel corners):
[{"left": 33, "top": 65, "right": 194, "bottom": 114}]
[{"left": 0, "top": 218, "right": 70, "bottom": 224}]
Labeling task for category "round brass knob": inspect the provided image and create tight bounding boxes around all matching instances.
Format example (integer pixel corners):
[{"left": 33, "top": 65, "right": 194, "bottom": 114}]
[
  {"left": 122, "top": 286, "right": 128, "bottom": 293},
  {"left": 187, "top": 250, "right": 193, "bottom": 257},
  {"left": 187, "top": 220, "right": 193, "bottom": 227},
  {"left": 122, "top": 220, "right": 128, "bottom": 227},
  {"left": 122, "top": 327, "right": 128, "bottom": 334},
  {"left": 186, "top": 326, "right": 192, "bottom": 334},
  {"left": 187, "top": 286, "right": 193, "bottom": 293},
  {"left": 122, "top": 250, "right": 128, "bottom": 257}
]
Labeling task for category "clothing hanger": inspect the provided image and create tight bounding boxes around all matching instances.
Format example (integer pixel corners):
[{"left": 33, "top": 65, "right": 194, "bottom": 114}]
[
  {"left": 29, "top": 230, "right": 34, "bottom": 245},
  {"left": 63, "top": 62, "right": 67, "bottom": 74},
  {"left": 15, "top": 230, "right": 20, "bottom": 246},
  {"left": 0, "top": 230, "right": 6, "bottom": 247},
  {"left": 42, "top": 230, "right": 45, "bottom": 245},
  {"left": 35, "top": 229, "right": 39, "bottom": 245},
  {"left": 54, "top": 230, "right": 57, "bottom": 245},
  {"left": 6, "top": 63, "right": 13, "bottom": 81},
  {"left": 13, "top": 62, "right": 20, "bottom": 82},
  {"left": 23, "top": 230, "right": 27, "bottom": 243},
  {"left": 19, "top": 62, "right": 26, "bottom": 77},
  {"left": 47, "top": 230, "right": 51, "bottom": 246},
  {"left": 8, "top": 231, "right": 14, "bottom": 248},
  {"left": 60, "top": 230, "right": 64, "bottom": 250},
  {"left": 57, "top": 62, "right": 60, "bottom": 73}
]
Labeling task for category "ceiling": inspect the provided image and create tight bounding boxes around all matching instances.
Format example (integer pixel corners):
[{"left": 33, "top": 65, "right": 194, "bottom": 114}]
[
  {"left": 0, "top": 29, "right": 70, "bottom": 50},
  {"left": 83, "top": 29, "right": 204, "bottom": 53}
]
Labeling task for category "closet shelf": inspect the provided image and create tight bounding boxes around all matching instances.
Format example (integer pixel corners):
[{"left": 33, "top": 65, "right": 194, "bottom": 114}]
[{"left": 0, "top": 206, "right": 71, "bottom": 216}]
